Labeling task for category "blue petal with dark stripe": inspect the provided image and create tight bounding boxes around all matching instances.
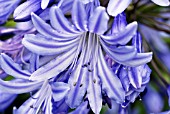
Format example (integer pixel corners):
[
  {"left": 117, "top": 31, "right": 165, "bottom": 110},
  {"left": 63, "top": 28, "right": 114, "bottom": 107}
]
[
  {"left": 66, "top": 55, "right": 89, "bottom": 108},
  {"left": 101, "top": 22, "right": 137, "bottom": 45},
  {"left": 50, "top": 6, "right": 80, "bottom": 34},
  {"left": 51, "top": 82, "right": 70, "bottom": 102},
  {"left": 128, "top": 67, "right": 142, "bottom": 89},
  {"left": 13, "top": 0, "right": 41, "bottom": 21},
  {"left": 101, "top": 41, "right": 137, "bottom": 62},
  {"left": 29, "top": 47, "right": 76, "bottom": 81},
  {"left": 22, "top": 34, "right": 79, "bottom": 55},
  {"left": 0, "top": 79, "right": 42, "bottom": 94},
  {"left": 31, "top": 13, "right": 79, "bottom": 41},
  {"left": 69, "top": 101, "right": 90, "bottom": 114},
  {"left": 0, "top": 0, "right": 20, "bottom": 24},
  {"left": 122, "top": 52, "right": 153, "bottom": 67},
  {"left": 87, "top": 67, "right": 102, "bottom": 114},
  {"left": 88, "top": 6, "right": 109, "bottom": 35},
  {"left": 0, "top": 53, "right": 31, "bottom": 80},
  {"left": 97, "top": 47, "right": 125, "bottom": 103},
  {"left": 72, "top": 0, "right": 88, "bottom": 31}
]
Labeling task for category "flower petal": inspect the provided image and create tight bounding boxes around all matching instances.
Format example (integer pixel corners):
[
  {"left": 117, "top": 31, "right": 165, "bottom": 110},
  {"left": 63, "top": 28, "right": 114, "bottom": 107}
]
[
  {"left": 107, "top": 0, "right": 132, "bottom": 16},
  {"left": 0, "top": 79, "right": 42, "bottom": 94},
  {"left": 132, "top": 32, "right": 142, "bottom": 53},
  {"left": 22, "top": 34, "right": 79, "bottom": 55},
  {"left": 0, "top": 53, "right": 31, "bottom": 79},
  {"left": 88, "top": 6, "right": 109, "bottom": 35},
  {"left": 111, "top": 13, "right": 127, "bottom": 33},
  {"left": 30, "top": 47, "right": 76, "bottom": 81},
  {"left": 13, "top": 0, "right": 41, "bottom": 21},
  {"left": 50, "top": 6, "right": 80, "bottom": 34},
  {"left": 31, "top": 13, "right": 79, "bottom": 41},
  {"left": 122, "top": 52, "right": 153, "bottom": 67},
  {"left": 128, "top": 67, "right": 143, "bottom": 89},
  {"left": 72, "top": 0, "right": 88, "bottom": 31},
  {"left": 0, "top": 0, "right": 20, "bottom": 24},
  {"left": 118, "top": 67, "right": 130, "bottom": 92},
  {"left": 101, "top": 21, "right": 137, "bottom": 45},
  {"left": 66, "top": 54, "right": 89, "bottom": 108},
  {"left": 97, "top": 47, "right": 125, "bottom": 103},
  {"left": 87, "top": 67, "right": 102, "bottom": 114},
  {"left": 41, "top": 0, "right": 50, "bottom": 9},
  {"left": 101, "top": 41, "right": 137, "bottom": 62},
  {"left": 69, "top": 101, "right": 90, "bottom": 114},
  {"left": 51, "top": 82, "right": 70, "bottom": 102},
  {"left": 151, "top": 0, "right": 170, "bottom": 6},
  {"left": 0, "top": 92, "right": 17, "bottom": 111}
]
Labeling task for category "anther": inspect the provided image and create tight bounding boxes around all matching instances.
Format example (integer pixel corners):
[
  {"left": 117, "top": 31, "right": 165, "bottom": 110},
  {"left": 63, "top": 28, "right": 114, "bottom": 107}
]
[
  {"left": 88, "top": 69, "right": 93, "bottom": 72},
  {"left": 80, "top": 84, "right": 83, "bottom": 87},
  {"left": 82, "top": 64, "right": 88, "bottom": 68},
  {"left": 93, "top": 79, "right": 96, "bottom": 83},
  {"left": 73, "top": 82, "right": 77, "bottom": 86}
]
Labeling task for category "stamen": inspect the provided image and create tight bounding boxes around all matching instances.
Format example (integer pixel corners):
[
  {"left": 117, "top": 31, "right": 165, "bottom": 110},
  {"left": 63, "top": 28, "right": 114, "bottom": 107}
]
[
  {"left": 93, "top": 79, "right": 96, "bottom": 83},
  {"left": 20, "top": 47, "right": 29, "bottom": 65},
  {"left": 73, "top": 82, "right": 77, "bottom": 86},
  {"left": 79, "top": 84, "right": 83, "bottom": 87}
]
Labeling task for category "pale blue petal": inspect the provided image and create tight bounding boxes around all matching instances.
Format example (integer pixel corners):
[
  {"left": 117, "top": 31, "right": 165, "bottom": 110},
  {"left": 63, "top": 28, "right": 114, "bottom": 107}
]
[
  {"left": 0, "top": 92, "right": 17, "bottom": 111},
  {"left": 141, "top": 64, "right": 151, "bottom": 85},
  {"left": 151, "top": 0, "right": 170, "bottom": 6},
  {"left": 107, "top": 0, "right": 132, "bottom": 16},
  {"left": 14, "top": 90, "right": 40, "bottom": 114},
  {"left": 59, "top": 0, "right": 73, "bottom": 14},
  {"left": 128, "top": 67, "right": 143, "bottom": 89},
  {"left": 22, "top": 34, "right": 79, "bottom": 55},
  {"left": 0, "top": 79, "right": 42, "bottom": 94},
  {"left": 69, "top": 101, "right": 90, "bottom": 114},
  {"left": 111, "top": 13, "right": 127, "bottom": 33},
  {"left": 29, "top": 47, "right": 76, "bottom": 81},
  {"left": 31, "top": 13, "right": 79, "bottom": 41},
  {"left": 13, "top": 0, "right": 41, "bottom": 21},
  {"left": 66, "top": 54, "right": 89, "bottom": 108},
  {"left": 43, "top": 94, "right": 53, "bottom": 114},
  {"left": 119, "top": 67, "right": 130, "bottom": 92},
  {"left": 50, "top": 6, "right": 80, "bottom": 34},
  {"left": 51, "top": 82, "right": 70, "bottom": 102},
  {"left": 97, "top": 47, "right": 125, "bottom": 103},
  {"left": 0, "top": 0, "right": 20, "bottom": 24},
  {"left": 0, "top": 53, "right": 31, "bottom": 79},
  {"left": 87, "top": 67, "right": 102, "bottom": 114},
  {"left": 132, "top": 32, "right": 142, "bottom": 53},
  {"left": 101, "top": 41, "right": 137, "bottom": 62},
  {"left": 41, "top": 0, "right": 50, "bottom": 9},
  {"left": 101, "top": 21, "right": 137, "bottom": 45},
  {"left": 29, "top": 53, "right": 39, "bottom": 72},
  {"left": 122, "top": 52, "right": 153, "bottom": 67},
  {"left": 72, "top": 0, "right": 88, "bottom": 31},
  {"left": 88, "top": 6, "right": 109, "bottom": 35}
]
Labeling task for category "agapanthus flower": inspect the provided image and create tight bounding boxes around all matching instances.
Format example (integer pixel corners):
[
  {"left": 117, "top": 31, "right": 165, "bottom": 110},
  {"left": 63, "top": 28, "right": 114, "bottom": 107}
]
[
  {"left": 0, "top": 53, "right": 71, "bottom": 113},
  {"left": 105, "top": 31, "right": 152, "bottom": 111},
  {"left": 20, "top": 0, "right": 152, "bottom": 113}
]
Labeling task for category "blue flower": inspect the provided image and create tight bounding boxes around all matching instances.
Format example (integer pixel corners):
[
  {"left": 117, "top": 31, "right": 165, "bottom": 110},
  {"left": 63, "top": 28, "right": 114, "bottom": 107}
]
[
  {"left": 0, "top": 53, "right": 70, "bottom": 113},
  {"left": 22, "top": 0, "right": 152, "bottom": 113}
]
